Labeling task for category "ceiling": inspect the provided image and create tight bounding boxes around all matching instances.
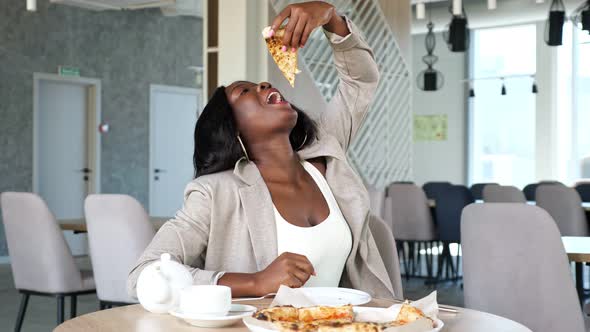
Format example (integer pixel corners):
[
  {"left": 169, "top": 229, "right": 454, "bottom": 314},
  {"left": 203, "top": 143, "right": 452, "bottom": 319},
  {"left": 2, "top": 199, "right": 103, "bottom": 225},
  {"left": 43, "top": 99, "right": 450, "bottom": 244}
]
[
  {"left": 49, "top": 0, "right": 203, "bottom": 17},
  {"left": 411, "top": 0, "right": 584, "bottom": 33}
]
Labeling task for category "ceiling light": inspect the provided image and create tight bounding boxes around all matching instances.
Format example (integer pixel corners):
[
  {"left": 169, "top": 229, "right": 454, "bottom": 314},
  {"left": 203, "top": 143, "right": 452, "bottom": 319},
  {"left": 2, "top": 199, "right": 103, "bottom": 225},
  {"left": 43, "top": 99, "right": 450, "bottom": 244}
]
[
  {"left": 26, "top": 0, "right": 36, "bottom": 11},
  {"left": 501, "top": 80, "right": 507, "bottom": 95},
  {"left": 469, "top": 87, "right": 475, "bottom": 98},
  {"left": 545, "top": 0, "right": 566, "bottom": 46},
  {"left": 417, "top": 21, "right": 444, "bottom": 92},
  {"left": 452, "top": 0, "right": 462, "bottom": 15},
  {"left": 444, "top": 6, "right": 470, "bottom": 52},
  {"left": 488, "top": 0, "right": 497, "bottom": 10},
  {"left": 572, "top": 0, "right": 590, "bottom": 33},
  {"left": 416, "top": 2, "right": 426, "bottom": 20}
]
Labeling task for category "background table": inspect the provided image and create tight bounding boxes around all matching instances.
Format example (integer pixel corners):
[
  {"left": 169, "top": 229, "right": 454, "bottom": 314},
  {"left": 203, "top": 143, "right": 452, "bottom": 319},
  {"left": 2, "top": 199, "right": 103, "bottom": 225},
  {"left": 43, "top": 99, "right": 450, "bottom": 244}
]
[
  {"left": 54, "top": 298, "right": 532, "bottom": 332},
  {"left": 59, "top": 217, "right": 169, "bottom": 233},
  {"left": 562, "top": 236, "right": 590, "bottom": 304}
]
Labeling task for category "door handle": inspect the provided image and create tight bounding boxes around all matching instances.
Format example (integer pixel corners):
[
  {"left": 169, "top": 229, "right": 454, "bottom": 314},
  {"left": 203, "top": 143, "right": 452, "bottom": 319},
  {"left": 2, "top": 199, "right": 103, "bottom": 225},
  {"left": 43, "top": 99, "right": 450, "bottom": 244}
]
[
  {"left": 78, "top": 168, "right": 92, "bottom": 174},
  {"left": 154, "top": 169, "right": 167, "bottom": 173}
]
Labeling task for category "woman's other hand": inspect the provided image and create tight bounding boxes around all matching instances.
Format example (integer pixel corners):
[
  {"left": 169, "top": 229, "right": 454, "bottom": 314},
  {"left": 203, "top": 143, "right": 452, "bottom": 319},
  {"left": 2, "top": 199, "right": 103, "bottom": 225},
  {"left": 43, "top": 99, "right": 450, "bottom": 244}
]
[
  {"left": 253, "top": 252, "right": 316, "bottom": 295},
  {"left": 271, "top": 1, "right": 348, "bottom": 50}
]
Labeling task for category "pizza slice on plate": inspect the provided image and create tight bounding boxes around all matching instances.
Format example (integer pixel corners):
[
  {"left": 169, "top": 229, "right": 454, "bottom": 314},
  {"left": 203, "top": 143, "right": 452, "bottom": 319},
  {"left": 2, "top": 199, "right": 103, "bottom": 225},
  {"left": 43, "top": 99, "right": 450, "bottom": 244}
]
[
  {"left": 254, "top": 305, "right": 299, "bottom": 323},
  {"left": 275, "top": 321, "right": 381, "bottom": 332},
  {"left": 298, "top": 304, "right": 354, "bottom": 324},
  {"left": 394, "top": 304, "right": 432, "bottom": 326}
]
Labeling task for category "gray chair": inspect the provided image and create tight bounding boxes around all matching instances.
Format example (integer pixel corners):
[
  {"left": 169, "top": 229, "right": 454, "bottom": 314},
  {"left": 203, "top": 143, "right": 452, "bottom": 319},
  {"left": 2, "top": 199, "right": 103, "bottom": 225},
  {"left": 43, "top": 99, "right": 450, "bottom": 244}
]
[
  {"left": 368, "top": 214, "right": 403, "bottom": 299},
  {"left": 461, "top": 203, "right": 584, "bottom": 332},
  {"left": 469, "top": 182, "right": 498, "bottom": 201},
  {"left": 574, "top": 180, "right": 590, "bottom": 203},
  {"left": 536, "top": 185, "right": 588, "bottom": 236},
  {"left": 84, "top": 194, "right": 156, "bottom": 309},
  {"left": 384, "top": 183, "right": 437, "bottom": 279},
  {"left": 0, "top": 192, "right": 95, "bottom": 331},
  {"left": 482, "top": 185, "right": 526, "bottom": 203}
]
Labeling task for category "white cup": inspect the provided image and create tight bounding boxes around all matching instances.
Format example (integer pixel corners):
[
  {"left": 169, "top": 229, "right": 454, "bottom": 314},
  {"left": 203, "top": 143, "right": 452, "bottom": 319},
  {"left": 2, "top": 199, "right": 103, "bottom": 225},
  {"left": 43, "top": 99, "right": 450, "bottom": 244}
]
[{"left": 179, "top": 285, "right": 231, "bottom": 317}]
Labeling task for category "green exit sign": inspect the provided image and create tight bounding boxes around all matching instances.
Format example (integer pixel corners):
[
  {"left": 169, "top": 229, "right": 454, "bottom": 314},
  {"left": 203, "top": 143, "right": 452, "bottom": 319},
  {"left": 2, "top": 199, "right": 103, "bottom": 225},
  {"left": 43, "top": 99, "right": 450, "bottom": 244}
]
[{"left": 58, "top": 66, "right": 80, "bottom": 77}]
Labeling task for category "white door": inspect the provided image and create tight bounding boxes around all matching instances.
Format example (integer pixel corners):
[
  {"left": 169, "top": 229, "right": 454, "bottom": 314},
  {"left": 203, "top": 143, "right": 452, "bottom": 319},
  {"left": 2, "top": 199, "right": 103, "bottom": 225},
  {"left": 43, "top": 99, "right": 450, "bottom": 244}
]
[
  {"left": 38, "top": 80, "right": 88, "bottom": 219},
  {"left": 149, "top": 85, "right": 200, "bottom": 217},
  {"left": 35, "top": 74, "right": 101, "bottom": 256}
]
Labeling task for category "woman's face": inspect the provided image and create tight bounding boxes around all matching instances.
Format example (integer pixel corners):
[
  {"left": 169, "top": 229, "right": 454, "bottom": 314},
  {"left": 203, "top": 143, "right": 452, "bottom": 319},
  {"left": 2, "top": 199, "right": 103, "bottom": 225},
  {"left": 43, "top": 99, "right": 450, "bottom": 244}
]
[{"left": 225, "top": 81, "right": 297, "bottom": 142}]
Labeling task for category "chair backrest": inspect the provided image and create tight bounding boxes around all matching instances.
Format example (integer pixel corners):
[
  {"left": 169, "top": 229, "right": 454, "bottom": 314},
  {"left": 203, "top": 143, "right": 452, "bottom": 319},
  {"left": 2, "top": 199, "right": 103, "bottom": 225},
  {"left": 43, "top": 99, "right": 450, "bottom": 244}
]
[
  {"left": 368, "top": 214, "right": 403, "bottom": 299},
  {"left": 536, "top": 185, "right": 588, "bottom": 236},
  {"left": 574, "top": 183, "right": 590, "bottom": 202},
  {"left": 383, "top": 184, "right": 436, "bottom": 241},
  {"left": 0, "top": 192, "right": 82, "bottom": 293},
  {"left": 522, "top": 183, "right": 538, "bottom": 201},
  {"left": 84, "top": 194, "right": 156, "bottom": 303},
  {"left": 421, "top": 182, "right": 452, "bottom": 200},
  {"left": 469, "top": 183, "right": 498, "bottom": 201},
  {"left": 434, "top": 185, "right": 474, "bottom": 242},
  {"left": 366, "top": 186, "right": 385, "bottom": 219},
  {"left": 461, "top": 203, "right": 584, "bottom": 332},
  {"left": 482, "top": 185, "right": 526, "bottom": 203}
]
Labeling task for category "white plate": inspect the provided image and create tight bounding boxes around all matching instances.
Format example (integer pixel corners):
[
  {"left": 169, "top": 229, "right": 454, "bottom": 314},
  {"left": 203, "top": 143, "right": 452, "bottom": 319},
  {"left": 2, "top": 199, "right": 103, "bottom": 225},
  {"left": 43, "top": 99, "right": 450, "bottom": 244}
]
[
  {"left": 243, "top": 307, "right": 444, "bottom": 332},
  {"left": 170, "top": 304, "right": 257, "bottom": 328},
  {"left": 353, "top": 307, "right": 444, "bottom": 332},
  {"left": 299, "top": 287, "right": 372, "bottom": 306}
]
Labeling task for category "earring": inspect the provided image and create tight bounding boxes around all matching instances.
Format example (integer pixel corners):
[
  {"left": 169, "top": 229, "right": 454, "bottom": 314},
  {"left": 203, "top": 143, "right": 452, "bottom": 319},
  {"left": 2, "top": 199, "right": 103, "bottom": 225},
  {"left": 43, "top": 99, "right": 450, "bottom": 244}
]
[
  {"left": 237, "top": 135, "right": 250, "bottom": 161},
  {"left": 297, "top": 133, "right": 308, "bottom": 150}
]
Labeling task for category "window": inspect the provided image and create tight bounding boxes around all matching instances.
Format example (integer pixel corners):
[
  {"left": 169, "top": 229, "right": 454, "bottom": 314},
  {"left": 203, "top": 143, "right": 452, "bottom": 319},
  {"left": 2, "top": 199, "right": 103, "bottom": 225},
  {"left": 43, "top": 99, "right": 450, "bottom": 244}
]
[{"left": 469, "top": 25, "right": 537, "bottom": 188}]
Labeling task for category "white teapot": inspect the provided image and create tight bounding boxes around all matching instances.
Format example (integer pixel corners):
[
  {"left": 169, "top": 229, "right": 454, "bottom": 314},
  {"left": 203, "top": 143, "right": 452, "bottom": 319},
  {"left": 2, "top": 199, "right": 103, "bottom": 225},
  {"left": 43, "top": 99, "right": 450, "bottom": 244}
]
[{"left": 136, "top": 253, "right": 193, "bottom": 313}]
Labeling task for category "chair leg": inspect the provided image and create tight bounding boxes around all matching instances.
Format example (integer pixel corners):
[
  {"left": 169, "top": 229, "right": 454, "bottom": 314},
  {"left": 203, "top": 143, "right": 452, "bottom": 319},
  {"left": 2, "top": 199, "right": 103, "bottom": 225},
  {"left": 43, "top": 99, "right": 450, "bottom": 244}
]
[
  {"left": 15, "top": 293, "right": 30, "bottom": 332},
  {"left": 57, "top": 295, "right": 65, "bottom": 325},
  {"left": 99, "top": 301, "right": 106, "bottom": 310},
  {"left": 446, "top": 243, "right": 456, "bottom": 279},
  {"left": 416, "top": 242, "right": 423, "bottom": 277},
  {"left": 425, "top": 241, "right": 433, "bottom": 280},
  {"left": 436, "top": 242, "right": 445, "bottom": 281},
  {"left": 455, "top": 245, "right": 461, "bottom": 280},
  {"left": 400, "top": 242, "right": 411, "bottom": 281},
  {"left": 70, "top": 295, "right": 77, "bottom": 319}
]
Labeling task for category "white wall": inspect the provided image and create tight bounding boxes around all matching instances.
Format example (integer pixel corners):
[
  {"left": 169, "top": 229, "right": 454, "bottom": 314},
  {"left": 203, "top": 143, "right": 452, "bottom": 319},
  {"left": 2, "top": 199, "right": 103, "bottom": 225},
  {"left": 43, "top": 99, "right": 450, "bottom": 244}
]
[{"left": 412, "top": 32, "right": 467, "bottom": 185}]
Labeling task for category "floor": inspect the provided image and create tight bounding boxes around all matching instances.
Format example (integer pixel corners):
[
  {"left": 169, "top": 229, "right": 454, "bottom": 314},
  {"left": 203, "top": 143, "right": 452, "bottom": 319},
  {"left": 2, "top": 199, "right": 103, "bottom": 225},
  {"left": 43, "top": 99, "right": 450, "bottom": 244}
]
[
  {"left": 0, "top": 257, "right": 465, "bottom": 332},
  {"left": 0, "top": 257, "right": 98, "bottom": 332}
]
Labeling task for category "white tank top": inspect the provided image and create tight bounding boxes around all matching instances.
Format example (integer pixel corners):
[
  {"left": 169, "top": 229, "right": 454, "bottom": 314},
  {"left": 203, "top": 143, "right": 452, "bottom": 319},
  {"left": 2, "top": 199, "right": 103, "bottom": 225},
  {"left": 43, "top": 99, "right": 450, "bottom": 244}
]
[{"left": 274, "top": 161, "right": 353, "bottom": 287}]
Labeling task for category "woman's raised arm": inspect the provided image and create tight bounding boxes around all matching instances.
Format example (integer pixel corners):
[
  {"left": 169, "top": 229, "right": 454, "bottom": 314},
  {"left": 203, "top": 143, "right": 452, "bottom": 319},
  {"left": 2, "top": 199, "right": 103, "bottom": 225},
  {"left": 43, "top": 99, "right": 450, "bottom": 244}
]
[
  {"left": 271, "top": 2, "right": 380, "bottom": 151},
  {"left": 321, "top": 16, "right": 380, "bottom": 151}
]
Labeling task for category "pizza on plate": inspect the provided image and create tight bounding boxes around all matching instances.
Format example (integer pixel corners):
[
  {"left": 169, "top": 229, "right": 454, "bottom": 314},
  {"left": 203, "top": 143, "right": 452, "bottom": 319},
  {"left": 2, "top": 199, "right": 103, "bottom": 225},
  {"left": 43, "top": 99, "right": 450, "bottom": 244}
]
[
  {"left": 252, "top": 303, "right": 433, "bottom": 332},
  {"left": 277, "top": 321, "right": 381, "bottom": 332}
]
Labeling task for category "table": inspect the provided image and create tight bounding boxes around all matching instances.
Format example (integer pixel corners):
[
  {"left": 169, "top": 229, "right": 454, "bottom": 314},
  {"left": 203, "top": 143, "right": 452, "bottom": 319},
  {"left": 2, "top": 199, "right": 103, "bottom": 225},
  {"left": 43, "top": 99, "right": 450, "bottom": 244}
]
[
  {"left": 54, "top": 298, "right": 532, "bottom": 332},
  {"left": 562, "top": 236, "right": 590, "bottom": 303},
  {"left": 59, "top": 217, "right": 170, "bottom": 233}
]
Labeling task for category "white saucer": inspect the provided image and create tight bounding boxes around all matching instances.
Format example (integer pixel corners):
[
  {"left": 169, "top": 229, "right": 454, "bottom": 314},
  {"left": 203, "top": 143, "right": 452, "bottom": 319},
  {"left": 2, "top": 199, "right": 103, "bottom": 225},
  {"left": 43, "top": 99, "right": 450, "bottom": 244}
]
[{"left": 170, "top": 304, "right": 257, "bottom": 328}]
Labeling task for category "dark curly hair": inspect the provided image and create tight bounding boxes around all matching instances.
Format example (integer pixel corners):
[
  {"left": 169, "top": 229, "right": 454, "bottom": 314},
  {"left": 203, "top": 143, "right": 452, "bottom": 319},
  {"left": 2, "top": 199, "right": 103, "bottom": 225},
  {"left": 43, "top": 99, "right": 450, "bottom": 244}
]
[{"left": 193, "top": 86, "right": 318, "bottom": 178}]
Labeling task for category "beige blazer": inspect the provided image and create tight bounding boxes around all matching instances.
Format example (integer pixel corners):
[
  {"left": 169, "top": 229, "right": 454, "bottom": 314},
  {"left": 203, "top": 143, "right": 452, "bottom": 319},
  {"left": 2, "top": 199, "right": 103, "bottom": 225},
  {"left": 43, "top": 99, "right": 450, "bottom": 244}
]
[{"left": 127, "top": 17, "right": 395, "bottom": 299}]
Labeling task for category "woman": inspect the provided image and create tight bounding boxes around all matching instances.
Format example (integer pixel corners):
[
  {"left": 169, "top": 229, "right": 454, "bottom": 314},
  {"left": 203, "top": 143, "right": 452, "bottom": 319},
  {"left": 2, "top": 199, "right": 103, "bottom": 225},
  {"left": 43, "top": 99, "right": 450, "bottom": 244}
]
[{"left": 128, "top": 1, "right": 394, "bottom": 299}]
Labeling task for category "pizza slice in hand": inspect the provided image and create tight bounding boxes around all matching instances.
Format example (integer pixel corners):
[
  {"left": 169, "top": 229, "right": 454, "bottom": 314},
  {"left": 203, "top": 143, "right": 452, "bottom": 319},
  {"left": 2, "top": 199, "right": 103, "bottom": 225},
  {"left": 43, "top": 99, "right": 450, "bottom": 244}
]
[{"left": 262, "top": 26, "right": 300, "bottom": 87}]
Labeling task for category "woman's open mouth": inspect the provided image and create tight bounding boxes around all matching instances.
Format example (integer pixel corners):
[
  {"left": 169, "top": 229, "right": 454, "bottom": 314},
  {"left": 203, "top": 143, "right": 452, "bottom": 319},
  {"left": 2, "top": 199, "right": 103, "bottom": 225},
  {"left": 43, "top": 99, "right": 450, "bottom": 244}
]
[{"left": 266, "top": 90, "right": 289, "bottom": 105}]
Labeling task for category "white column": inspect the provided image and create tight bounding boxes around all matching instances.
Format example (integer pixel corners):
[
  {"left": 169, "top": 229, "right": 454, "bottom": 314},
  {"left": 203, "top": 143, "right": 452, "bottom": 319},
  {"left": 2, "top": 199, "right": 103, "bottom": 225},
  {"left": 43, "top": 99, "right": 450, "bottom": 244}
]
[
  {"left": 535, "top": 22, "right": 559, "bottom": 181},
  {"left": 218, "top": 0, "right": 269, "bottom": 85}
]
